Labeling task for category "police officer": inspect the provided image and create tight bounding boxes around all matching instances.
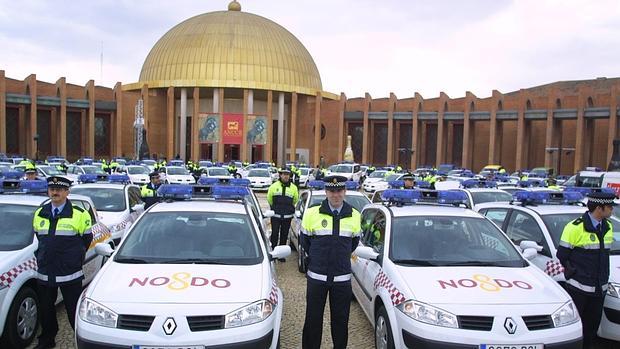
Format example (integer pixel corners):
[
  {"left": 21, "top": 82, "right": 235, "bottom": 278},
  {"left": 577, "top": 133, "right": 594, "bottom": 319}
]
[
  {"left": 32, "top": 176, "right": 92, "bottom": 349},
  {"left": 141, "top": 171, "right": 162, "bottom": 209},
  {"left": 402, "top": 172, "right": 415, "bottom": 189},
  {"left": 267, "top": 168, "right": 299, "bottom": 258},
  {"left": 557, "top": 191, "right": 615, "bottom": 348},
  {"left": 300, "top": 175, "right": 362, "bottom": 349}
]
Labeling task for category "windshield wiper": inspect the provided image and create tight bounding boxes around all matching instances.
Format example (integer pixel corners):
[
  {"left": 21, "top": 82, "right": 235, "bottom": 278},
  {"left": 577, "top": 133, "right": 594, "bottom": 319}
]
[
  {"left": 438, "top": 260, "right": 523, "bottom": 267},
  {"left": 392, "top": 259, "right": 437, "bottom": 266},
  {"left": 160, "top": 258, "right": 230, "bottom": 264},
  {"left": 114, "top": 257, "right": 149, "bottom": 264}
]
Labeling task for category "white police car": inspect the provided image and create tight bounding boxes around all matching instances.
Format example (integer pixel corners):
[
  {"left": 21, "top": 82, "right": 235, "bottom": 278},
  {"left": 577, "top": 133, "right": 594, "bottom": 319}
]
[
  {"left": 66, "top": 165, "right": 108, "bottom": 184},
  {"left": 245, "top": 168, "right": 273, "bottom": 191},
  {"left": 297, "top": 168, "right": 315, "bottom": 188},
  {"left": 201, "top": 166, "right": 233, "bottom": 182},
  {"left": 351, "top": 189, "right": 582, "bottom": 348},
  {"left": 163, "top": 166, "right": 195, "bottom": 184},
  {"left": 289, "top": 180, "right": 371, "bottom": 273},
  {"left": 71, "top": 175, "right": 145, "bottom": 245},
  {"left": 76, "top": 184, "right": 290, "bottom": 349},
  {"left": 326, "top": 163, "right": 363, "bottom": 182},
  {"left": 364, "top": 173, "right": 404, "bottom": 194},
  {"left": 460, "top": 179, "right": 514, "bottom": 209},
  {"left": 0, "top": 180, "right": 113, "bottom": 348},
  {"left": 124, "top": 165, "right": 151, "bottom": 185},
  {"left": 476, "top": 189, "right": 620, "bottom": 341},
  {"left": 362, "top": 170, "right": 388, "bottom": 192}
]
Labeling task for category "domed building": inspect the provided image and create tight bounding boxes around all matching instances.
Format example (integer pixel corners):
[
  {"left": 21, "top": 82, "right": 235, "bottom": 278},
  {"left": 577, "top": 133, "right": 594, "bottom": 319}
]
[{"left": 123, "top": 0, "right": 337, "bottom": 165}]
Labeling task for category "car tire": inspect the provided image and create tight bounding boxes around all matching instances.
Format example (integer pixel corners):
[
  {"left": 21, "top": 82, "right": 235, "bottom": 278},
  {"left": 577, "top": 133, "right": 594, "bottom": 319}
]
[
  {"left": 297, "top": 243, "right": 307, "bottom": 273},
  {"left": 1, "top": 286, "right": 39, "bottom": 348},
  {"left": 375, "top": 306, "right": 395, "bottom": 349}
]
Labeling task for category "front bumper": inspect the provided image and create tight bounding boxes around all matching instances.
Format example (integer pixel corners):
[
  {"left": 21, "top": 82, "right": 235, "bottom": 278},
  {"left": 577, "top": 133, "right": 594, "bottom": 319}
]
[{"left": 402, "top": 330, "right": 582, "bottom": 349}]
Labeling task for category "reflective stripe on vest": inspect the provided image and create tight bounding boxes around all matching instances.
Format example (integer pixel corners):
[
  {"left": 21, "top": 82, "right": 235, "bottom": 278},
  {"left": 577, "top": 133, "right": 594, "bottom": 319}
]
[{"left": 566, "top": 278, "right": 608, "bottom": 293}]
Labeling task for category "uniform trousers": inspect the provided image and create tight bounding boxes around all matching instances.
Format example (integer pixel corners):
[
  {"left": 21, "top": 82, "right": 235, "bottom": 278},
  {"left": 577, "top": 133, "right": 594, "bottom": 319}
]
[
  {"left": 38, "top": 280, "right": 82, "bottom": 342},
  {"left": 565, "top": 284, "right": 605, "bottom": 348},
  {"left": 302, "top": 280, "right": 352, "bottom": 349},
  {"left": 270, "top": 217, "right": 292, "bottom": 249}
]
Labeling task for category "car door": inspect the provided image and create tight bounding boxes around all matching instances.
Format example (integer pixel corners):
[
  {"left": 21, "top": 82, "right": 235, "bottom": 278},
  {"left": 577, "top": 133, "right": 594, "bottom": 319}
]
[
  {"left": 504, "top": 208, "right": 553, "bottom": 272},
  {"left": 352, "top": 208, "right": 378, "bottom": 313},
  {"left": 70, "top": 199, "right": 111, "bottom": 285},
  {"left": 290, "top": 192, "right": 308, "bottom": 246}
]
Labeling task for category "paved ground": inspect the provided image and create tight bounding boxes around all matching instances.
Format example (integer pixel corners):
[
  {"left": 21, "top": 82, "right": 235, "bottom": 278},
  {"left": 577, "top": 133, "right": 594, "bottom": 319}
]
[{"left": 26, "top": 191, "right": 617, "bottom": 348}]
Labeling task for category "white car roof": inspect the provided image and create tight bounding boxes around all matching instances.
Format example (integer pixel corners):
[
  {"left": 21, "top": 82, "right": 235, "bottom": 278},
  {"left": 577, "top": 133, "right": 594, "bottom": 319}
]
[
  {"left": 371, "top": 203, "right": 484, "bottom": 218},
  {"left": 148, "top": 200, "right": 248, "bottom": 214},
  {"left": 308, "top": 189, "right": 368, "bottom": 197},
  {"left": 0, "top": 194, "right": 48, "bottom": 206}
]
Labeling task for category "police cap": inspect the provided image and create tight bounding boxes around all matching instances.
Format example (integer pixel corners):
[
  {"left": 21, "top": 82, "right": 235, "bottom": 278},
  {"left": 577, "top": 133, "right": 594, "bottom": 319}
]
[
  {"left": 149, "top": 171, "right": 160, "bottom": 178},
  {"left": 401, "top": 173, "right": 414, "bottom": 181},
  {"left": 587, "top": 191, "right": 617, "bottom": 206},
  {"left": 47, "top": 176, "right": 71, "bottom": 189},
  {"left": 278, "top": 168, "right": 292, "bottom": 174},
  {"left": 25, "top": 168, "right": 37, "bottom": 174},
  {"left": 323, "top": 175, "right": 348, "bottom": 191}
]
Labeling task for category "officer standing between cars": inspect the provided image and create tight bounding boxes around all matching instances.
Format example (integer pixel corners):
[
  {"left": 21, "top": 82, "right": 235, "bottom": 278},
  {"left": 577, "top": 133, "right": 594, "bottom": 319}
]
[
  {"left": 402, "top": 172, "right": 415, "bottom": 189},
  {"left": 141, "top": 171, "right": 162, "bottom": 209},
  {"left": 300, "top": 175, "right": 362, "bottom": 349},
  {"left": 32, "top": 176, "right": 93, "bottom": 349},
  {"left": 267, "top": 168, "right": 299, "bottom": 258},
  {"left": 557, "top": 191, "right": 615, "bottom": 348}
]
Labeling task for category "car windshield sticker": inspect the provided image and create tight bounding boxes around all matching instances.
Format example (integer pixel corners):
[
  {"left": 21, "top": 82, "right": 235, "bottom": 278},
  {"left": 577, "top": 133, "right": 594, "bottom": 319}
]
[
  {"left": 129, "top": 273, "right": 231, "bottom": 290},
  {"left": 437, "top": 274, "right": 533, "bottom": 291}
]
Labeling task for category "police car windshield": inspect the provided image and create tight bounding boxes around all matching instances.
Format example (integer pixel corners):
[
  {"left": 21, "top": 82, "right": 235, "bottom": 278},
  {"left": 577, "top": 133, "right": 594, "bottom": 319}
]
[
  {"left": 309, "top": 195, "right": 370, "bottom": 213},
  {"left": 248, "top": 169, "right": 270, "bottom": 177},
  {"left": 208, "top": 168, "right": 229, "bottom": 176},
  {"left": 389, "top": 216, "right": 526, "bottom": 267},
  {"left": 167, "top": 167, "right": 189, "bottom": 175},
  {"left": 38, "top": 166, "right": 63, "bottom": 175},
  {"left": 0, "top": 204, "right": 38, "bottom": 251},
  {"left": 470, "top": 191, "right": 513, "bottom": 205},
  {"left": 115, "top": 212, "right": 263, "bottom": 264},
  {"left": 369, "top": 171, "right": 386, "bottom": 178},
  {"left": 384, "top": 174, "right": 401, "bottom": 182},
  {"left": 82, "top": 166, "right": 105, "bottom": 174},
  {"left": 127, "top": 166, "right": 149, "bottom": 175},
  {"left": 542, "top": 213, "right": 620, "bottom": 252},
  {"left": 332, "top": 165, "right": 353, "bottom": 173},
  {"left": 70, "top": 188, "right": 126, "bottom": 212}
]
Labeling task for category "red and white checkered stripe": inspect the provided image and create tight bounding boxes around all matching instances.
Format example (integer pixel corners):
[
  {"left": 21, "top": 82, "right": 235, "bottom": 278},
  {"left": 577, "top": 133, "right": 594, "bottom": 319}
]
[
  {"left": 374, "top": 271, "right": 406, "bottom": 306},
  {"left": 89, "top": 223, "right": 112, "bottom": 249},
  {"left": 0, "top": 258, "right": 37, "bottom": 288},
  {"left": 545, "top": 259, "right": 565, "bottom": 277},
  {"left": 268, "top": 279, "right": 279, "bottom": 305}
]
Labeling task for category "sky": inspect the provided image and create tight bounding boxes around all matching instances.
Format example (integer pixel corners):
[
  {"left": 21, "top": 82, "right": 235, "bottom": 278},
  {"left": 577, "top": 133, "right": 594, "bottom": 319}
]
[{"left": 1, "top": 0, "right": 619, "bottom": 99}]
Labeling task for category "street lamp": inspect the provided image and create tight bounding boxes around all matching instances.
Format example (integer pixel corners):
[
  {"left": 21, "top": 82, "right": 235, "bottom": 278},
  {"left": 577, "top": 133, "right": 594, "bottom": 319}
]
[{"left": 33, "top": 134, "right": 40, "bottom": 161}]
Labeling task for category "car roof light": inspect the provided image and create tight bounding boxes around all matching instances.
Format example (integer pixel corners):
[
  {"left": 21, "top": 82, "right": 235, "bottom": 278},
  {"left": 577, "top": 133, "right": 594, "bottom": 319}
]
[
  {"left": 18, "top": 180, "right": 48, "bottom": 193},
  {"left": 230, "top": 178, "right": 251, "bottom": 187},
  {"left": 381, "top": 189, "right": 421, "bottom": 203},
  {"left": 344, "top": 181, "right": 360, "bottom": 190},
  {"left": 212, "top": 185, "right": 250, "bottom": 200},
  {"left": 389, "top": 180, "right": 404, "bottom": 189},
  {"left": 308, "top": 180, "right": 325, "bottom": 190},
  {"left": 436, "top": 190, "right": 469, "bottom": 205},
  {"left": 417, "top": 180, "right": 431, "bottom": 189},
  {"left": 157, "top": 184, "right": 193, "bottom": 200},
  {"left": 108, "top": 174, "right": 130, "bottom": 184},
  {"left": 2, "top": 171, "right": 23, "bottom": 180},
  {"left": 198, "top": 177, "right": 220, "bottom": 185},
  {"left": 564, "top": 187, "right": 616, "bottom": 196},
  {"left": 78, "top": 174, "right": 98, "bottom": 183}
]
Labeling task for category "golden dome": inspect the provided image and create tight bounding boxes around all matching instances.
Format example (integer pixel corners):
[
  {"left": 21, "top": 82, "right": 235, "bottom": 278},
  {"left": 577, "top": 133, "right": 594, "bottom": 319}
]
[{"left": 133, "top": 6, "right": 323, "bottom": 95}]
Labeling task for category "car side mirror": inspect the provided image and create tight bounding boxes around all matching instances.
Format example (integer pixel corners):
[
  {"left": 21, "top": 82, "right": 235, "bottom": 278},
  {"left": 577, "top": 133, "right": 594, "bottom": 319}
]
[
  {"left": 264, "top": 210, "right": 275, "bottom": 218},
  {"left": 95, "top": 243, "right": 114, "bottom": 257},
  {"left": 521, "top": 248, "right": 538, "bottom": 260},
  {"left": 354, "top": 246, "right": 379, "bottom": 262},
  {"left": 270, "top": 245, "right": 291, "bottom": 260},
  {"left": 295, "top": 210, "right": 302, "bottom": 219},
  {"left": 519, "top": 240, "right": 543, "bottom": 252}
]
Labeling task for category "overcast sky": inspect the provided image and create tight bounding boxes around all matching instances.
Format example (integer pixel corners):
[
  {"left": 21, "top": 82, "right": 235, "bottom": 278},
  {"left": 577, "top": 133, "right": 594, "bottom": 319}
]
[{"left": 1, "top": 0, "right": 619, "bottom": 99}]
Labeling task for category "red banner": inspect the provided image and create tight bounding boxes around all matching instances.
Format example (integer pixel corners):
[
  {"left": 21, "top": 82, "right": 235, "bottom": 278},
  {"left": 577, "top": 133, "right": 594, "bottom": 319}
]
[{"left": 222, "top": 113, "right": 243, "bottom": 144}]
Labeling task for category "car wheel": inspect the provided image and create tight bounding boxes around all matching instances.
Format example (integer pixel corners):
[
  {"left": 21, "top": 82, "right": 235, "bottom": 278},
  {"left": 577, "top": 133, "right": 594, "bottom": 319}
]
[
  {"left": 297, "top": 243, "right": 307, "bottom": 273},
  {"left": 1, "top": 286, "right": 39, "bottom": 348},
  {"left": 375, "top": 306, "right": 395, "bottom": 349}
]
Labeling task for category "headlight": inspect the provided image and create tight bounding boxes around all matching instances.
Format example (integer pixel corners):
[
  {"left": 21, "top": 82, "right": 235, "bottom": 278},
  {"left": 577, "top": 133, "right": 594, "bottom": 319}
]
[
  {"left": 224, "top": 299, "right": 274, "bottom": 328},
  {"left": 551, "top": 301, "right": 580, "bottom": 327},
  {"left": 397, "top": 300, "right": 458, "bottom": 328},
  {"left": 608, "top": 282, "right": 620, "bottom": 298},
  {"left": 78, "top": 298, "right": 118, "bottom": 328}
]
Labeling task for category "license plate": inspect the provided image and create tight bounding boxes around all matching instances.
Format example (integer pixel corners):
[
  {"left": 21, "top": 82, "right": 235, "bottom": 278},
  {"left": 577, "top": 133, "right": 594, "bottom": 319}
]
[
  {"left": 480, "top": 345, "right": 543, "bottom": 349},
  {"left": 134, "top": 346, "right": 205, "bottom": 349}
]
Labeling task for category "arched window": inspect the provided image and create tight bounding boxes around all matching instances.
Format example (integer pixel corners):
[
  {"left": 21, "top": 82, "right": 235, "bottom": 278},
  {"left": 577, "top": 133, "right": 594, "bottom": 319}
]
[
  {"left": 498, "top": 100, "right": 503, "bottom": 111},
  {"left": 418, "top": 102, "right": 423, "bottom": 112},
  {"left": 555, "top": 98, "right": 561, "bottom": 109},
  {"left": 469, "top": 101, "right": 475, "bottom": 112},
  {"left": 587, "top": 96, "right": 594, "bottom": 108},
  {"left": 443, "top": 102, "right": 448, "bottom": 112},
  {"left": 526, "top": 99, "right": 532, "bottom": 110}
]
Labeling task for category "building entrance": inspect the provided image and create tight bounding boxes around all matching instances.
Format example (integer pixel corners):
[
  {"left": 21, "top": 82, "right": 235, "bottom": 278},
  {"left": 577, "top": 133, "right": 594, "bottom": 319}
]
[{"left": 224, "top": 144, "right": 240, "bottom": 162}]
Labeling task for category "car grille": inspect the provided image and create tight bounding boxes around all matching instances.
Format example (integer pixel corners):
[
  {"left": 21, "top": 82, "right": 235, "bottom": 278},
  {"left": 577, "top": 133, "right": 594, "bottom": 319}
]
[
  {"left": 458, "top": 316, "right": 494, "bottom": 331},
  {"left": 186, "top": 315, "right": 225, "bottom": 331},
  {"left": 522, "top": 315, "right": 554, "bottom": 330},
  {"left": 117, "top": 314, "right": 155, "bottom": 331}
]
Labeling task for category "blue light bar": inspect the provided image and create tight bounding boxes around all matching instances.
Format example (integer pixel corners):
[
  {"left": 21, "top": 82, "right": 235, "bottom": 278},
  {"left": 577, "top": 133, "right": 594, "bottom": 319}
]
[
  {"left": 212, "top": 185, "right": 250, "bottom": 199},
  {"left": 513, "top": 191, "right": 549, "bottom": 203},
  {"left": 19, "top": 180, "right": 48, "bottom": 193},
  {"left": 417, "top": 181, "right": 431, "bottom": 189},
  {"left": 78, "top": 174, "right": 98, "bottom": 183},
  {"left": 157, "top": 184, "right": 193, "bottom": 199},
  {"left": 437, "top": 190, "right": 469, "bottom": 205},
  {"left": 2, "top": 171, "right": 23, "bottom": 180},
  {"left": 108, "top": 174, "right": 130, "bottom": 184},
  {"left": 389, "top": 180, "right": 404, "bottom": 189},
  {"left": 345, "top": 181, "right": 360, "bottom": 190},
  {"left": 198, "top": 177, "right": 220, "bottom": 185},
  {"left": 517, "top": 179, "right": 546, "bottom": 188},
  {"left": 230, "top": 178, "right": 251, "bottom": 187},
  {"left": 462, "top": 179, "right": 497, "bottom": 189},
  {"left": 564, "top": 187, "right": 616, "bottom": 196},
  {"left": 381, "top": 189, "right": 421, "bottom": 203},
  {"left": 308, "top": 180, "right": 325, "bottom": 190}
]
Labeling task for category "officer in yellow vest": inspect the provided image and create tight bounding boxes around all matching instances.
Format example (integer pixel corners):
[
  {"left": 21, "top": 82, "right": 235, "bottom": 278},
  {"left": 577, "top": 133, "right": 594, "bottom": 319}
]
[
  {"left": 32, "top": 176, "right": 92, "bottom": 349},
  {"left": 267, "top": 168, "right": 299, "bottom": 257},
  {"left": 301, "top": 175, "right": 362, "bottom": 349},
  {"left": 557, "top": 191, "right": 615, "bottom": 348},
  {"left": 141, "top": 171, "right": 162, "bottom": 209}
]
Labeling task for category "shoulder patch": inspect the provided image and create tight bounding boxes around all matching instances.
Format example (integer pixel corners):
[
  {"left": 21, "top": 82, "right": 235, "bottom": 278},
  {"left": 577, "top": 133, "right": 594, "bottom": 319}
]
[
  {"left": 572, "top": 218, "right": 583, "bottom": 225},
  {"left": 72, "top": 206, "right": 85, "bottom": 213}
]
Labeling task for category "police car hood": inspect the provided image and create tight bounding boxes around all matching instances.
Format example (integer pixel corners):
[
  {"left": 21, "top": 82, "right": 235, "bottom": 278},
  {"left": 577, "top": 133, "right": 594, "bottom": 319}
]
[
  {"left": 90, "top": 263, "right": 263, "bottom": 304},
  {"left": 97, "top": 211, "right": 125, "bottom": 225},
  {"left": 398, "top": 265, "right": 568, "bottom": 305},
  {"left": 610, "top": 255, "right": 620, "bottom": 283}
]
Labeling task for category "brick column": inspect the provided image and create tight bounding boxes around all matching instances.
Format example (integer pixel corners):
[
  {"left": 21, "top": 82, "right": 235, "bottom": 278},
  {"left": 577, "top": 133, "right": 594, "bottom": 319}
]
[
  {"left": 56, "top": 78, "right": 67, "bottom": 157},
  {"left": 515, "top": 89, "right": 527, "bottom": 170},
  {"left": 266, "top": 90, "right": 273, "bottom": 162},
  {"left": 544, "top": 88, "right": 558, "bottom": 169},
  {"left": 337, "top": 93, "right": 346, "bottom": 163},
  {"left": 436, "top": 92, "right": 449, "bottom": 167},
  {"left": 488, "top": 90, "right": 502, "bottom": 165},
  {"left": 573, "top": 87, "right": 590, "bottom": 173},
  {"left": 18, "top": 105, "right": 26, "bottom": 154},
  {"left": 166, "top": 87, "right": 175, "bottom": 160},
  {"left": 86, "top": 80, "right": 95, "bottom": 157},
  {"left": 26, "top": 74, "right": 38, "bottom": 158},
  {"left": 362, "top": 93, "right": 371, "bottom": 163},
  {"left": 113, "top": 82, "right": 122, "bottom": 157},
  {"left": 313, "top": 92, "right": 322, "bottom": 166},
  {"left": 289, "top": 92, "right": 298, "bottom": 162},
  {"left": 0, "top": 70, "right": 6, "bottom": 153},
  {"left": 463, "top": 91, "right": 476, "bottom": 168},
  {"left": 607, "top": 85, "right": 619, "bottom": 167},
  {"left": 411, "top": 93, "right": 423, "bottom": 169},
  {"left": 192, "top": 87, "right": 199, "bottom": 161},
  {"left": 386, "top": 92, "right": 396, "bottom": 164},
  {"left": 217, "top": 88, "right": 225, "bottom": 163}
]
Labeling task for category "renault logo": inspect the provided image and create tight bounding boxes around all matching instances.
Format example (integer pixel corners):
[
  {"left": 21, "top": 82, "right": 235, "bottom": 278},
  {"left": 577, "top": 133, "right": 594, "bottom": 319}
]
[
  {"left": 162, "top": 317, "right": 177, "bottom": 335},
  {"left": 504, "top": 317, "right": 517, "bottom": 334}
]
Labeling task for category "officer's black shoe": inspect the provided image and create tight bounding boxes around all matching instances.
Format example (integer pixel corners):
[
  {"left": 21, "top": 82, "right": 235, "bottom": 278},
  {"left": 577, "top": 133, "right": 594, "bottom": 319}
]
[
  {"left": 278, "top": 258, "right": 286, "bottom": 262},
  {"left": 33, "top": 340, "right": 56, "bottom": 349}
]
